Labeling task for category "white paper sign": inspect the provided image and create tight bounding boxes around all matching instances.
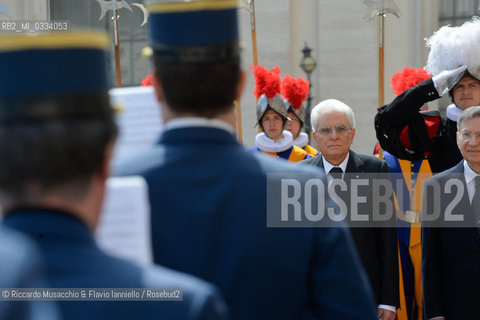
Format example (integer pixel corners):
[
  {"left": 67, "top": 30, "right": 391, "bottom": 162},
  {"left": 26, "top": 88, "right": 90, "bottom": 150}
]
[
  {"left": 109, "top": 86, "right": 163, "bottom": 163},
  {"left": 96, "top": 176, "right": 152, "bottom": 266}
]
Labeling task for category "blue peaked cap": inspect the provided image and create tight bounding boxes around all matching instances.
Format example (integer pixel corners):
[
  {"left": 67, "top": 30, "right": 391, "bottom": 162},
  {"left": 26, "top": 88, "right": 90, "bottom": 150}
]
[
  {"left": 0, "top": 31, "right": 110, "bottom": 98},
  {"left": 145, "top": 0, "right": 240, "bottom": 62}
]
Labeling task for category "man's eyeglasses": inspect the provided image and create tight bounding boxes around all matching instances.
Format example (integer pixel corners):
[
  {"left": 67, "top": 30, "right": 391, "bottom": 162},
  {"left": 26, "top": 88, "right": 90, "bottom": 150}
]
[
  {"left": 315, "top": 125, "right": 351, "bottom": 137},
  {"left": 459, "top": 131, "right": 480, "bottom": 141}
]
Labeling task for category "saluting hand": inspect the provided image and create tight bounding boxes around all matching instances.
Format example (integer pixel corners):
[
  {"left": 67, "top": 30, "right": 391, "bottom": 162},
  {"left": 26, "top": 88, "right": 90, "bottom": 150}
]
[{"left": 432, "top": 65, "right": 467, "bottom": 96}]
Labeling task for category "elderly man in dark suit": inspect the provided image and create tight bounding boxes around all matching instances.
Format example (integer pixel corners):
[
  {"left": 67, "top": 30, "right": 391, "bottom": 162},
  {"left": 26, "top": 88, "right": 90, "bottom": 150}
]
[
  {"left": 0, "top": 31, "right": 228, "bottom": 320},
  {"left": 116, "top": 1, "right": 378, "bottom": 319},
  {"left": 422, "top": 106, "right": 480, "bottom": 320},
  {"left": 301, "top": 99, "right": 399, "bottom": 320}
]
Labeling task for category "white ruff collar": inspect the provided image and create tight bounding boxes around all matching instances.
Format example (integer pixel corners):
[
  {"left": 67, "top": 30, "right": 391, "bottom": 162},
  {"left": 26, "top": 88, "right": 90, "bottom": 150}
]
[
  {"left": 255, "top": 130, "right": 293, "bottom": 153},
  {"left": 446, "top": 104, "right": 463, "bottom": 122},
  {"left": 292, "top": 132, "right": 309, "bottom": 148}
]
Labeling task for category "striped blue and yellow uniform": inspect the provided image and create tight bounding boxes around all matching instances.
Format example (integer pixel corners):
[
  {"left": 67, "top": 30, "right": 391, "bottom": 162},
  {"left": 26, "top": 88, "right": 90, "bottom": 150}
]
[
  {"left": 249, "top": 145, "right": 310, "bottom": 162},
  {"left": 383, "top": 151, "right": 432, "bottom": 320}
]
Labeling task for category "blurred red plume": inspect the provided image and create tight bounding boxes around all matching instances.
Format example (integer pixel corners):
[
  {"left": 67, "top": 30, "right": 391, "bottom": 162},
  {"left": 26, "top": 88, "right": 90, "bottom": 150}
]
[
  {"left": 252, "top": 65, "right": 281, "bottom": 99},
  {"left": 141, "top": 74, "right": 153, "bottom": 87},
  {"left": 281, "top": 75, "right": 309, "bottom": 109},
  {"left": 391, "top": 67, "right": 431, "bottom": 96}
]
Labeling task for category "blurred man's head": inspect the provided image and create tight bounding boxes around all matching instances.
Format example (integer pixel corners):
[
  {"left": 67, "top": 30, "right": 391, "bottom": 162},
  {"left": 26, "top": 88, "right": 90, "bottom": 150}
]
[
  {"left": 152, "top": 59, "right": 243, "bottom": 118},
  {"left": 146, "top": 0, "right": 244, "bottom": 119},
  {"left": 0, "top": 32, "right": 117, "bottom": 228},
  {"left": 311, "top": 99, "right": 356, "bottom": 166}
]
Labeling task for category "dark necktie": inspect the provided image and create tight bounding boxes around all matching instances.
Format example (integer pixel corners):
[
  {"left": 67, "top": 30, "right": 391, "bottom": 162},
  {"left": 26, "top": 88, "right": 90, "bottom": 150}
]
[
  {"left": 329, "top": 167, "right": 343, "bottom": 180},
  {"left": 472, "top": 176, "right": 480, "bottom": 229}
]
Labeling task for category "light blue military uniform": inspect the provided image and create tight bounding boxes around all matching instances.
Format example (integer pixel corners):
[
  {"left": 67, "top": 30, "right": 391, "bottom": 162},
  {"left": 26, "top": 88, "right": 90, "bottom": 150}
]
[
  {"left": 0, "top": 227, "right": 59, "bottom": 320},
  {"left": 0, "top": 30, "right": 228, "bottom": 320},
  {"left": 3, "top": 210, "right": 228, "bottom": 320}
]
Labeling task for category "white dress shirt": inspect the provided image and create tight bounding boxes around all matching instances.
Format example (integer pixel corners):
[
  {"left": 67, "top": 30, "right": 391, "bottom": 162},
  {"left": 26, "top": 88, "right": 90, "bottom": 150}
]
[
  {"left": 463, "top": 160, "right": 480, "bottom": 204},
  {"left": 323, "top": 154, "right": 349, "bottom": 186}
]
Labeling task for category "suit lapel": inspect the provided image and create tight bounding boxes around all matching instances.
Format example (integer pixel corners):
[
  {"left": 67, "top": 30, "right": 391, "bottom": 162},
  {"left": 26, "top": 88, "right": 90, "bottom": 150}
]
[
  {"left": 344, "top": 151, "right": 365, "bottom": 188},
  {"left": 345, "top": 150, "right": 364, "bottom": 174},
  {"left": 316, "top": 155, "right": 325, "bottom": 170}
]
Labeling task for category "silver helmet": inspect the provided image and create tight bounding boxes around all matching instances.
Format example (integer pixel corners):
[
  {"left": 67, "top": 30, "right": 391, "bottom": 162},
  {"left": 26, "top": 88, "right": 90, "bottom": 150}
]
[
  {"left": 256, "top": 93, "right": 289, "bottom": 126},
  {"left": 285, "top": 101, "right": 306, "bottom": 126}
]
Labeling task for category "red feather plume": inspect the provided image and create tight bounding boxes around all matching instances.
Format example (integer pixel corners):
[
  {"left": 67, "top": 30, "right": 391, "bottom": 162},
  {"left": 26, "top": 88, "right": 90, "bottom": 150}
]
[
  {"left": 390, "top": 67, "right": 431, "bottom": 96},
  {"left": 141, "top": 74, "right": 153, "bottom": 87},
  {"left": 281, "top": 75, "right": 309, "bottom": 110},
  {"left": 252, "top": 65, "right": 281, "bottom": 99}
]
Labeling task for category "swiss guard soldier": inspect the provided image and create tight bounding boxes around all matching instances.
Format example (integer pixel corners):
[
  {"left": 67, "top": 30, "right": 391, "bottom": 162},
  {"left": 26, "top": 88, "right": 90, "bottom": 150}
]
[
  {"left": 383, "top": 67, "right": 432, "bottom": 320},
  {"left": 281, "top": 74, "right": 319, "bottom": 156},
  {"left": 375, "top": 18, "right": 480, "bottom": 174},
  {"left": 249, "top": 65, "right": 310, "bottom": 162}
]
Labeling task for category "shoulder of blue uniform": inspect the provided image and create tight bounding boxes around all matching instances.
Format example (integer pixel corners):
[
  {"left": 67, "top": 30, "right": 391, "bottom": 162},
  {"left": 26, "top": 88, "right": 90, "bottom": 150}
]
[
  {"left": 141, "top": 264, "right": 228, "bottom": 317},
  {"left": 0, "top": 228, "right": 60, "bottom": 319},
  {"left": 113, "top": 145, "right": 167, "bottom": 177},
  {"left": 0, "top": 227, "right": 43, "bottom": 274}
]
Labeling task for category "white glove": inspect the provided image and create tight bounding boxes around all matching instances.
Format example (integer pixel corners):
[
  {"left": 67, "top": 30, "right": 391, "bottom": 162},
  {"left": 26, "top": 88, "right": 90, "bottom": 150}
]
[{"left": 432, "top": 65, "right": 467, "bottom": 96}]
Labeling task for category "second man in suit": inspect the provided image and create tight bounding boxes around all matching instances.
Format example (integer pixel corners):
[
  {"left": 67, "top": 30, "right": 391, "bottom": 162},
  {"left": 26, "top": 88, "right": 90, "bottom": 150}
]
[{"left": 422, "top": 106, "right": 480, "bottom": 320}]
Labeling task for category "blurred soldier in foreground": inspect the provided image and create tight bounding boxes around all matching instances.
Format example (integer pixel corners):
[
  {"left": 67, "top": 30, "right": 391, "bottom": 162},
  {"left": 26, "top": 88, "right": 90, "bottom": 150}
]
[{"left": 0, "top": 31, "right": 228, "bottom": 320}]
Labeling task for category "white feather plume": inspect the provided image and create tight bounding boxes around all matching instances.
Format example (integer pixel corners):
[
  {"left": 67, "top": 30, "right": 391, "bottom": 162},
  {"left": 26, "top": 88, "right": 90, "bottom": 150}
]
[{"left": 426, "top": 17, "right": 480, "bottom": 78}]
